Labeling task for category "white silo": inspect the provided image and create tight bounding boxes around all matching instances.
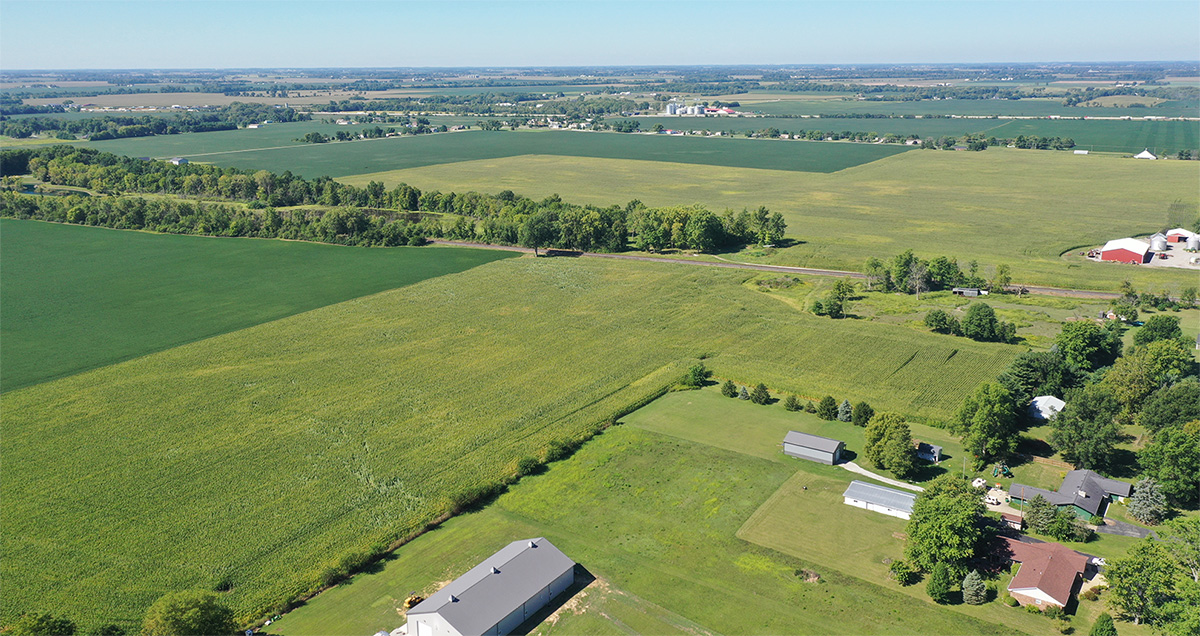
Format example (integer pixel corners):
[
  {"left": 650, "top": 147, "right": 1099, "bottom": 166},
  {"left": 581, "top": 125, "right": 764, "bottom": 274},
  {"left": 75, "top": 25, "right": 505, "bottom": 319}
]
[
  {"left": 1151, "top": 236, "right": 1169, "bottom": 252},
  {"left": 1187, "top": 235, "right": 1200, "bottom": 251}
]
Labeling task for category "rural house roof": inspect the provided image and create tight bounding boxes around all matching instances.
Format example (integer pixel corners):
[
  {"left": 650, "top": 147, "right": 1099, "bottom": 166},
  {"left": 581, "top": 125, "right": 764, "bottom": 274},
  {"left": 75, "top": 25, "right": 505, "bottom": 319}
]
[
  {"left": 1100, "top": 238, "right": 1150, "bottom": 256},
  {"left": 1002, "top": 537, "right": 1089, "bottom": 607},
  {"left": 842, "top": 480, "right": 917, "bottom": 514},
  {"left": 1133, "top": 149, "right": 1157, "bottom": 159},
  {"left": 783, "top": 431, "right": 844, "bottom": 454},
  {"left": 406, "top": 537, "right": 575, "bottom": 635},
  {"left": 916, "top": 442, "right": 942, "bottom": 456},
  {"left": 1167, "top": 227, "right": 1196, "bottom": 237},
  {"left": 1010, "top": 470, "right": 1132, "bottom": 516},
  {"left": 1029, "top": 396, "right": 1066, "bottom": 421}
]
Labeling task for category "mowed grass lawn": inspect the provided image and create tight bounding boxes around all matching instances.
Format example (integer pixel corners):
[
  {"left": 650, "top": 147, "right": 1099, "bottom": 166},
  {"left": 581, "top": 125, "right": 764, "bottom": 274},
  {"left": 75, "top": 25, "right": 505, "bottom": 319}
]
[
  {"left": 1, "top": 257, "right": 1018, "bottom": 631},
  {"left": 273, "top": 426, "right": 1017, "bottom": 636},
  {"left": 343, "top": 147, "right": 1200, "bottom": 291},
  {"left": 0, "top": 219, "right": 517, "bottom": 391},
  {"left": 88, "top": 128, "right": 912, "bottom": 177}
]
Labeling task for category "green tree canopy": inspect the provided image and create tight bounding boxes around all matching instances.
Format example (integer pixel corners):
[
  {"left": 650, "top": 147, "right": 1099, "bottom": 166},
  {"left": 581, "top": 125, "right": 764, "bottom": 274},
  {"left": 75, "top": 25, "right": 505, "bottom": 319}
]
[
  {"left": 926, "top": 562, "right": 954, "bottom": 604},
  {"left": 1128, "top": 477, "right": 1168, "bottom": 526},
  {"left": 1138, "top": 379, "right": 1200, "bottom": 436},
  {"left": 142, "top": 590, "right": 237, "bottom": 636},
  {"left": 904, "top": 474, "right": 985, "bottom": 575},
  {"left": 1050, "top": 383, "right": 1123, "bottom": 470},
  {"left": 962, "top": 570, "right": 986, "bottom": 605},
  {"left": 816, "top": 395, "right": 838, "bottom": 420},
  {"left": 1140, "top": 421, "right": 1200, "bottom": 508},
  {"left": 1104, "top": 540, "right": 1178, "bottom": 625},
  {"left": 953, "top": 382, "right": 1020, "bottom": 468},
  {"left": 1, "top": 613, "right": 76, "bottom": 636},
  {"left": 750, "top": 383, "right": 771, "bottom": 405},
  {"left": 1055, "top": 320, "right": 1121, "bottom": 371},
  {"left": 851, "top": 401, "right": 874, "bottom": 427},
  {"left": 1134, "top": 315, "right": 1183, "bottom": 346}
]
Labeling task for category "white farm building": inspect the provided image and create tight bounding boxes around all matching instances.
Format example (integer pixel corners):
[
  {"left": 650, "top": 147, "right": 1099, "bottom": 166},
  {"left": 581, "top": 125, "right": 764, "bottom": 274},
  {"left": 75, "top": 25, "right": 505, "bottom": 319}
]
[
  {"left": 1029, "top": 396, "right": 1066, "bottom": 422},
  {"left": 842, "top": 480, "right": 918, "bottom": 520},
  {"left": 782, "top": 431, "right": 845, "bottom": 465},
  {"left": 404, "top": 538, "right": 575, "bottom": 636}
]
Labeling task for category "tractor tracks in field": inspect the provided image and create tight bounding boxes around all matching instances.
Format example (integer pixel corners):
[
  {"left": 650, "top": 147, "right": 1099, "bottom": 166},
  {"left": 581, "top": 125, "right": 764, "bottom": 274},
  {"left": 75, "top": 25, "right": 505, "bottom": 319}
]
[{"left": 429, "top": 240, "right": 1126, "bottom": 300}]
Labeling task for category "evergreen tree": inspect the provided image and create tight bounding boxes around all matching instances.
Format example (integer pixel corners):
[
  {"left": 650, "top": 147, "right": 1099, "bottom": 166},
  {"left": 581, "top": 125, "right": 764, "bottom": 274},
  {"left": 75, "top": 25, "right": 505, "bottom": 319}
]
[
  {"left": 962, "top": 570, "right": 986, "bottom": 605},
  {"left": 750, "top": 383, "right": 771, "bottom": 405},
  {"left": 738, "top": 386, "right": 750, "bottom": 400},
  {"left": 720, "top": 379, "right": 738, "bottom": 398},
  {"left": 1089, "top": 613, "right": 1117, "bottom": 636},
  {"left": 851, "top": 401, "right": 874, "bottom": 427},
  {"left": 1128, "top": 477, "right": 1168, "bottom": 525},
  {"left": 837, "top": 399, "right": 853, "bottom": 422},
  {"left": 1023, "top": 494, "right": 1057, "bottom": 535},
  {"left": 926, "top": 562, "right": 954, "bottom": 604},
  {"left": 784, "top": 394, "right": 802, "bottom": 411},
  {"left": 803, "top": 401, "right": 816, "bottom": 413},
  {"left": 816, "top": 395, "right": 838, "bottom": 420}
]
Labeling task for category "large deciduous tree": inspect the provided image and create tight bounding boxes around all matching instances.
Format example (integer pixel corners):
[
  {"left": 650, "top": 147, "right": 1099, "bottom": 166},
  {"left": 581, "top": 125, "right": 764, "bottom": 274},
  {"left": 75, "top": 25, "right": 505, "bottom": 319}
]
[
  {"left": 142, "top": 590, "right": 237, "bottom": 636},
  {"left": 1055, "top": 320, "right": 1121, "bottom": 371},
  {"left": 953, "top": 382, "right": 1019, "bottom": 468},
  {"left": 904, "top": 474, "right": 984, "bottom": 576},
  {"left": 1049, "top": 383, "right": 1123, "bottom": 470},
  {"left": 1134, "top": 315, "right": 1183, "bottom": 346},
  {"left": 1140, "top": 420, "right": 1200, "bottom": 508},
  {"left": 1104, "top": 540, "right": 1178, "bottom": 625}
]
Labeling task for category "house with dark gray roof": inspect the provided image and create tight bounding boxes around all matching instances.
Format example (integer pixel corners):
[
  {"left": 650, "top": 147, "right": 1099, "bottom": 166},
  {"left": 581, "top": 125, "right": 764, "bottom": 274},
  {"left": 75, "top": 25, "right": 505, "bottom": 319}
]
[
  {"left": 915, "top": 442, "right": 942, "bottom": 463},
  {"left": 1010, "top": 470, "right": 1133, "bottom": 519},
  {"left": 783, "top": 431, "right": 845, "bottom": 465},
  {"left": 842, "top": 480, "right": 918, "bottom": 519},
  {"left": 404, "top": 538, "right": 575, "bottom": 636}
]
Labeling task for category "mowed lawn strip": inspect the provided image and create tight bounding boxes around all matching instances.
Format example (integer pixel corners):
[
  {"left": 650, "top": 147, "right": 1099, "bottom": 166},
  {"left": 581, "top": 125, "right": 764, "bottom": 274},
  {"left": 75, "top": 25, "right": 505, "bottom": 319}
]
[
  {"left": 1, "top": 257, "right": 1017, "bottom": 631},
  {"left": 342, "top": 147, "right": 1199, "bottom": 291},
  {"left": 0, "top": 219, "right": 517, "bottom": 391},
  {"left": 89, "top": 128, "right": 912, "bottom": 177},
  {"left": 276, "top": 427, "right": 1016, "bottom": 636}
]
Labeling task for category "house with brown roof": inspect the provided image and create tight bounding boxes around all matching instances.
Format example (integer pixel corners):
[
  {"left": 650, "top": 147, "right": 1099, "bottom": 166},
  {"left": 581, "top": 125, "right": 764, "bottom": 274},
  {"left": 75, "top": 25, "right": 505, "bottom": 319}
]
[{"left": 1001, "top": 537, "right": 1089, "bottom": 608}]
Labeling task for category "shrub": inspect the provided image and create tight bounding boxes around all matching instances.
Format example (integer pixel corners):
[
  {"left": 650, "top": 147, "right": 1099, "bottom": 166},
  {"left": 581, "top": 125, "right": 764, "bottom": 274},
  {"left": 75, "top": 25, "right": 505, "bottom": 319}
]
[
  {"left": 738, "top": 386, "right": 750, "bottom": 400},
  {"left": 1055, "top": 618, "right": 1074, "bottom": 634},
  {"left": 926, "top": 562, "right": 954, "bottom": 604},
  {"left": 1025, "top": 604, "right": 1043, "bottom": 614},
  {"left": 1089, "top": 612, "right": 1117, "bottom": 636},
  {"left": 1079, "top": 586, "right": 1101, "bottom": 602},
  {"left": 925, "top": 309, "right": 955, "bottom": 334},
  {"left": 1044, "top": 604, "right": 1065, "bottom": 620},
  {"left": 681, "top": 362, "right": 709, "bottom": 388},
  {"left": 888, "top": 559, "right": 921, "bottom": 586},
  {"left": 720, "top": 379, "right": 737, "bottom": 398},
  {"left": 783, "top": 394, "right": 801, "bottom": 412},
  {"left": 816, "top": 395, "right": 838, "bottom": 420},
  {"left": 1003, "top": 594, "right": 1019, "bottom": 607},
  {"left": 750, "top": 383, "right": 771, "bottom": 405},
  {"left": 803, "top": 401, "right": 816, "bottom": 413}
]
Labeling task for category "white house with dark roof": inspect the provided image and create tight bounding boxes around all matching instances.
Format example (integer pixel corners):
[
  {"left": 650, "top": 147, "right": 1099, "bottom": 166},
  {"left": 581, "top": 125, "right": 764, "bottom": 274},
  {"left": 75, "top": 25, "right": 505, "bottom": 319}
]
[
  {"left": 782, "top": 431, "right": 845, "bottom": 465},
  {"left": 404, "top": 538, "right": 575, "bottom": 636},
  {"left": 1029, "top": 396, "right": 1066, "bottom": 422}
]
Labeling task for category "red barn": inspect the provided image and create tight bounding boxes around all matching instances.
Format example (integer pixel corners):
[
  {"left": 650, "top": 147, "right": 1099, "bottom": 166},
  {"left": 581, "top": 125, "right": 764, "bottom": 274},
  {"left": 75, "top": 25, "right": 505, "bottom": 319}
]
[{"left": 1100, "top": 238, "right": 1151, "bottom": 264}]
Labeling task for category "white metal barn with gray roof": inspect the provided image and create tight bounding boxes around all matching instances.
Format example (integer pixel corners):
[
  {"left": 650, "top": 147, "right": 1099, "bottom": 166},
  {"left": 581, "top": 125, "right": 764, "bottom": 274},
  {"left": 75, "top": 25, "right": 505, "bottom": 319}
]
[
  {"left": 404, "top": 538, "right": 575, "bottom": 636},
  {"left": 842, "top": 480, "right": 918, "bottom": 519}
]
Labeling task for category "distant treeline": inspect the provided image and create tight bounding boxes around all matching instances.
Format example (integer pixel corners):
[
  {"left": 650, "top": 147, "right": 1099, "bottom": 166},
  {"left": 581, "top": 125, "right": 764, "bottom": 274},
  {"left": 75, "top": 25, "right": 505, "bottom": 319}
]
[
  {"left": 0, "top": 146, "right": 783, "bottom": 254},
  {"left": 0, "top": 103, "right": 309, "bottom": 140}
]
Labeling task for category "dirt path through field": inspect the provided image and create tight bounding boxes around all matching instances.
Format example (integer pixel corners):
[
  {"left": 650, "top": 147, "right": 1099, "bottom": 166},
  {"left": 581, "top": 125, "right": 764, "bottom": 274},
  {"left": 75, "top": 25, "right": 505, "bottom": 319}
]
[{"left": 429, "top": 240, "right": 1126, "bottom": 299}]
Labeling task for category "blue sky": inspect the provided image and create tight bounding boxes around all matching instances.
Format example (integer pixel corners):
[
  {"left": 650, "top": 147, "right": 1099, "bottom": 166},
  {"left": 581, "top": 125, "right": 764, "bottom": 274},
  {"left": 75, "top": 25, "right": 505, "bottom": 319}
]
[{"left": 1, "top": 1, "right": 1197, "bottom": 69}]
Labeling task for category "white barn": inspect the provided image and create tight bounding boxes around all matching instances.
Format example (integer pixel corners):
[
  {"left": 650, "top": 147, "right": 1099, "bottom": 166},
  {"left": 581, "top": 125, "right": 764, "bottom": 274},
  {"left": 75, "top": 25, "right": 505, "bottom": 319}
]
[
  {"left": 405, "top": 538, "right": 575, "bottom": 636},
  {"left": 782, "top": 431, "right": 845, "bottom": 465},
  {"left": 1133, "top": 149, "right": 1157, "bottom": 160},
  {"left": 842, "top": 480, "right": 918, "bottom": 520}
]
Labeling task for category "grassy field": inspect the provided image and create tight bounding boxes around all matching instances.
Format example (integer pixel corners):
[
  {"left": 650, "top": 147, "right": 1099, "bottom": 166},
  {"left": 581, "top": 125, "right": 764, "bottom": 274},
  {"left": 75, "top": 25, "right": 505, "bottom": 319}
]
[
  {"left": 272, "top": 426, "right": 1021, "bottom": 636},
  {"left": 0, "top": 219, "right": 516, "bottom": 391},
  {"left": 1, "top": 256, "right": 1019, "bottom": 631},
  {"left": 271, "top": 391, "right": 1147, "bottom": 636},
  {"left": 342, "top": 146, "right": 1200, "bottom": 291},
  {"left": 622, "top": 115, "right": 1199, "bottom": 154},
  {"left": 86, "top": 128, "right": 912, "bottom": 176}
]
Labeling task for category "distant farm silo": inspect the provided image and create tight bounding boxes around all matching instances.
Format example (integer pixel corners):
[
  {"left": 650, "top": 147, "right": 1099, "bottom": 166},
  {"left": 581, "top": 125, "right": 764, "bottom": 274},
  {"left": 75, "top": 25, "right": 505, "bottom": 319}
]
[
  {"left": 1187, "top": 235, "right": 1200, "bottom": 251},
  {"left": 1151, "top": 236, "right": 1169, "bottom": 252}
]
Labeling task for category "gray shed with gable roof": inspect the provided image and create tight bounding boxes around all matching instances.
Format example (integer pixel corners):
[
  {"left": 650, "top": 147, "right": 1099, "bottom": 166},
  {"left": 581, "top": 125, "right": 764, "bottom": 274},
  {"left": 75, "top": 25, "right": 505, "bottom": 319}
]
[
  {"left": 783, "top": 431, "right": 845, "bottom": 465},
  {"left": 405, "top": 538, "right": 575, "bottom": 636}
]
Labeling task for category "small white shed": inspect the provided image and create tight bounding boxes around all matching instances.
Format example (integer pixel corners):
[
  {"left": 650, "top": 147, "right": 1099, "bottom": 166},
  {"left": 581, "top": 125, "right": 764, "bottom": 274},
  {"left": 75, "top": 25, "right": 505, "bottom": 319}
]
[
  {"left": 782, "top": 431, "right": 845, "bottom": 465},
  {"left": 842, "top": 480, "right": 918, "bottom": 520},
  {"left": 1029, "top": 396, "right": 1066, "bottom": 422}
]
